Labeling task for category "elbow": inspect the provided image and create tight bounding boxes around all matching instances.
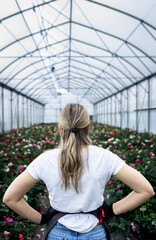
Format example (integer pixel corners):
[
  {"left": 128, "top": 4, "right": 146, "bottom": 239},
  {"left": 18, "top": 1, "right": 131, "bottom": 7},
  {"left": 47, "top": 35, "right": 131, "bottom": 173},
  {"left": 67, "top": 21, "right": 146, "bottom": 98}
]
[
  {"left": 145, "top": 188, "right": 155, "bottom": 199},
  {"left": 150, "top": 189, "right": 155, "bottom": 197},
  {"left": 2, "top": 194, "right": 13, "bottom": 205},
  {"left": 2, "top": 196, "right": 10, "bottom": 205}
]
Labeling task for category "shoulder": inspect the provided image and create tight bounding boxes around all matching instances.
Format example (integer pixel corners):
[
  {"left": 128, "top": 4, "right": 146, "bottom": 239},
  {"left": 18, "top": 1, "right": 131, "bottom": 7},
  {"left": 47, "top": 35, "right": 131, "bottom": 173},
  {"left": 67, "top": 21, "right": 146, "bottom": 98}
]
[
  {"left": 31, "top": 148, "right": 60, "bottom": 164},
  {"left": 43, "top": 148, "right": 60, "bottom": 157},
  {"left": 89, "top": 145, "right": 109, "bottom": 155}
]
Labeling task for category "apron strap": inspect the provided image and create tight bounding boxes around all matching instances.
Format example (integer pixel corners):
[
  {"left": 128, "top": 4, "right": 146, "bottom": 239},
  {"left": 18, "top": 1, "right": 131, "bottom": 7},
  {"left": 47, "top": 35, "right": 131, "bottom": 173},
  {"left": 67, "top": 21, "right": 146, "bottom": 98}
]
[{"left": 43, "top": 207, "right": 111, "bottom": 240}]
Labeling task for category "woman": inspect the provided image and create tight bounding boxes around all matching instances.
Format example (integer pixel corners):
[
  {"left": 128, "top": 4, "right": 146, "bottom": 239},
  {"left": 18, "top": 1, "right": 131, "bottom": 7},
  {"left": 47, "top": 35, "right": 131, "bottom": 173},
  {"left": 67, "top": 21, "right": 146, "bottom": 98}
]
[{"left": 3, "top": 103, "right": 155, "bottom": 240}]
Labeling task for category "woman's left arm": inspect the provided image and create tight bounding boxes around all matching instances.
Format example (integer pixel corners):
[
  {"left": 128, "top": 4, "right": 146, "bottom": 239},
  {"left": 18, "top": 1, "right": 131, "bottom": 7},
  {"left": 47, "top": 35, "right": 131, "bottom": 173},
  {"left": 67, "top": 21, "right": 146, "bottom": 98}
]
[{"left": 2, "top": 169, "right": 42, "bottom": 224}]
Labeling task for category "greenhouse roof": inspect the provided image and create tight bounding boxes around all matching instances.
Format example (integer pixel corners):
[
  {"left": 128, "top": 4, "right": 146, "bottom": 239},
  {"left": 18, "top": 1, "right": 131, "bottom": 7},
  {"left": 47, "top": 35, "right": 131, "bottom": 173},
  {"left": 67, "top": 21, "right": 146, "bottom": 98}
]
[{"left": 0, "top": 0, "right": 156, "bottom": 105}]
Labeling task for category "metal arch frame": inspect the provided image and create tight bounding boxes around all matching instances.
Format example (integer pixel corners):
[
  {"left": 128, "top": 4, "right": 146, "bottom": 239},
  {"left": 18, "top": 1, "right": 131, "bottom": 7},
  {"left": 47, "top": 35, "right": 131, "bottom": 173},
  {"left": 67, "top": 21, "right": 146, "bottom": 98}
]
[
  {"left": 69, "top": 69, "right": 120, "bottom": 97},
  {"left": 1, "top": 25, "right": 151, "bottom": 90},
  {"left": 1, "top": 20, "right": 154, "bottom": 77},
  {"left": 15, "top": 60, "right": 69, "bottom": 94},
  {"left": 3, "top": 50, "right": 127, "bottom": 102},
  {"left": 69, "top": 64, "right": 115, "bottom": 91},
  {"left": 1, "top": 38, "right": 69, "bottom": 76},
  {"left": 26, "top": 70, "right": 69, "bottom": 97},
  {"left": 4, "top": 45, "right": 137, "bottom": 93},
  {"left": 85, "top": 0, "right": 156, "bottom": 31},
  {"left": 71, "top": 38, "right": 145, "bottom": 77},
  {"left": 0, "top": 21, "right": 69, "bottom": 53},
  {"left": 0, "top": 1, "right": 155, "bottom": 105},
  {"left": 71, "top": 21, "right": 155, "bottom": 100},
  {"left": 72, "top": 21, "right": 155, "bottom": 64},
  {"left": 1, "top": 39, "right": 144, "bottom": 97},
  {"left": 28, "top": 67, "right": 94, "bottom": 99},
  {"left": 0, "top": 1, "right": 58, "bottom": 23},
  {"left": 69, "top": 66, "right": 113, "bottom": 98},
  {"left": 71, "top": 49, "right": 135, "bottom": 83},
  {"left": 17, "top": 64, "right": 68, "bottom": 96},
  {"left": 94, "top": 72, "right": 156, "bottom": 105},
  {"left": 70, "top": 51, "right": 132, "bottom": 86},
  {"left": 12, "top": 56, "right": 69, "bottom": 89},
  {"left": 30, "top": 68, "right": 107, "bottom": 102},
  {"left": 69, "top": 58, "right": 123, "bottom": 90},
  {"left": 1, "top": 31, "right": 148, "bottom": 80},
  {"left": 1, "top": 0, "right": 154, "bottom": 31}
]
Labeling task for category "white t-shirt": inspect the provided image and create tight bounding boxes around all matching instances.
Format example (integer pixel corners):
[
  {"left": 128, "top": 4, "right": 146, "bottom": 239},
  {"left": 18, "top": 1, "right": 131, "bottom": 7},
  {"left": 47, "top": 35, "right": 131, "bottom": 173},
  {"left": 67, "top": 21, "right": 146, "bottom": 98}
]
[{"left": 27, "top": 145, "right": 125, "bottom": 233}]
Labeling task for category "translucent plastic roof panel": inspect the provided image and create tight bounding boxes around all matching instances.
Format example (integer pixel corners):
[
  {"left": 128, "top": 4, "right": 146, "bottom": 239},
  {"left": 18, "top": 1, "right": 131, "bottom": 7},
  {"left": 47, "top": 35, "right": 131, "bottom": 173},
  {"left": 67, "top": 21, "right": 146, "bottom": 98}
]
[{"left": 0, "top": 0, "right": 156, "bottom": 105}]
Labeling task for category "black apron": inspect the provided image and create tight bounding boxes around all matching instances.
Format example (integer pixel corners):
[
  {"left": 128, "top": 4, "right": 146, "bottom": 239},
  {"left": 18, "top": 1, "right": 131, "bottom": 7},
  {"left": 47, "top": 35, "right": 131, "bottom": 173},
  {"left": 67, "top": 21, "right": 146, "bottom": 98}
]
[{"left": 43, "top": 206, "right": 111, "bottom": 240}]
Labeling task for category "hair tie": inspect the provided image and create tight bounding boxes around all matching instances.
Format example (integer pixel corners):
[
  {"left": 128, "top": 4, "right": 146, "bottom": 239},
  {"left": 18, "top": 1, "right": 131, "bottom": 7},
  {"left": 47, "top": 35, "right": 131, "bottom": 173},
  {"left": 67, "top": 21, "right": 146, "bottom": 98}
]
[{"left": 69, "top": 128, "right": 78, "bottom": 133}]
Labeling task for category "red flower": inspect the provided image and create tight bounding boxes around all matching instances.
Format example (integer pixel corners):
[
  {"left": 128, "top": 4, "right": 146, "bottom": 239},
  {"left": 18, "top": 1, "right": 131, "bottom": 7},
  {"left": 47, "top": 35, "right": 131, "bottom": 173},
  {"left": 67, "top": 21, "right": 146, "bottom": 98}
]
[
  {"left": 108, "top": 180, "right": 114, "bottom": 184},
  {"left": 19, "top": 234, "right": 24, "bottom": 240},
  {"left": 29, "top": 157, "right": 34, "bottom": 162}
]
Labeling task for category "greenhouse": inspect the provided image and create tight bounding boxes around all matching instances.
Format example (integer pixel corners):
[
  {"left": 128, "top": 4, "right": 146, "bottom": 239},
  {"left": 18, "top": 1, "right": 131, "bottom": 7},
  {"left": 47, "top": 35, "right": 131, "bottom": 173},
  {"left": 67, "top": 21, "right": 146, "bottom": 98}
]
[{"left": 0, "top": 0, "right": 156, "bottom": 240}]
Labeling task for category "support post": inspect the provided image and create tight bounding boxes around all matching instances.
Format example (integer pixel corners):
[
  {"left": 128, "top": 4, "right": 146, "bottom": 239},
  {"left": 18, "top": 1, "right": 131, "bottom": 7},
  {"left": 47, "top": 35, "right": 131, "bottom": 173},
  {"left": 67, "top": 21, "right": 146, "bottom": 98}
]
[
  {"left": 136, "top": 84, "right": 138, "bottom": 131},
  {"left": 10, "top": 91, "right": 13, "bottom": 129},
  {"left": 127, "top": 89, "right": 129, "bottom": 128},
  {"left": 148, "top": 78, "right": 150, "bottom": 133},
  {"left": 2, "top": 87, "right": 4, "bottom": 133},
  {"left": 120, "top": 92, "right": 122, "bottom": 128}
]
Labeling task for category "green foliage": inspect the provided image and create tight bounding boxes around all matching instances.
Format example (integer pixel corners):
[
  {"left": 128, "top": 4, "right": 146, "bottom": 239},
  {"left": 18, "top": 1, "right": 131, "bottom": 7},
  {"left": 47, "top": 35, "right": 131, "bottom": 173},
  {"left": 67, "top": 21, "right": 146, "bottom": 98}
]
[{"left": 0, "top": 122, "right": 155, "bottom": 239}]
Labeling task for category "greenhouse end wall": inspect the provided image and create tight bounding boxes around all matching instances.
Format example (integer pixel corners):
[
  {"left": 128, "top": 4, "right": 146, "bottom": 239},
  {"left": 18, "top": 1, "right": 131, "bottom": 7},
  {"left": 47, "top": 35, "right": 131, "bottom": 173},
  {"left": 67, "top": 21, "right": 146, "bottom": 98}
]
[
  {"left": 93, "top": 76, "right": 156, "bottom": 134},
  {"left": 0, "top": 84, "right": 44, "bottom": 133}
]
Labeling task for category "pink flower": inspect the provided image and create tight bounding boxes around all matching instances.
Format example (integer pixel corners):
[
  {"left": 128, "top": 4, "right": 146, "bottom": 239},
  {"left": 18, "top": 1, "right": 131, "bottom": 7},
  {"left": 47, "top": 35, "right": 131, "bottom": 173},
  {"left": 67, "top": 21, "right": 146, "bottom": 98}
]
[
  {"left": 0, "top": 184, "right": 2, "bottom": 188},
  {"left": 135, "top": 148, "right": 138, "bottom": 151},
  {"left": 19, "top": 234, "right": 24, "bottom": 240},
  {"left": 116, "top": 184, "right": 121, "bottom": 190},
  {"left": 4, "top": 231, "right": 10, "bottom": 236},
  {"left": 122, "top": 155, "right": 126, "bottom": 159},
  {"left": 35, "top": 234, "right": 41, "bottom": 239},
  {"left": 17, "top": 165, "right": 24, "bottom": 170},
  {"left": 136, "top": 159, "right": 140, "bottom": 163},
  {"left": 8, "top": 162, "right": 13, "bottom": 167},
  {"left": 131, "top": 222, "right": 136, "bottom": 231},
  {"left": 130, "top": 164, "right": 135, "bottom": 168},
  {"left": 4, "top": 217, "right": 13, "bottom": 226},
  {"left": 127, "top": 143, "right": 131, "bottom": 146},
  {"left": 150, "top": 152, "right": 155, "bottom": 157},
  {"left": 108, "top": 180, "right": 115, "bottom": 184}
]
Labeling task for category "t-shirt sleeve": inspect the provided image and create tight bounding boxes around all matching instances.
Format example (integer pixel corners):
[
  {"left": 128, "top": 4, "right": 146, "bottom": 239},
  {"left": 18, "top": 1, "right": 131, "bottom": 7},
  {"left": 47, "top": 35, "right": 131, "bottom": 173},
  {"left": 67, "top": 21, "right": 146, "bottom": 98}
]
[
  {"left": 107, "top": 150, "right": 125, "bottom": 176},
  {"left": 27, "top": 152, "right": 47, "bottom": 181}
]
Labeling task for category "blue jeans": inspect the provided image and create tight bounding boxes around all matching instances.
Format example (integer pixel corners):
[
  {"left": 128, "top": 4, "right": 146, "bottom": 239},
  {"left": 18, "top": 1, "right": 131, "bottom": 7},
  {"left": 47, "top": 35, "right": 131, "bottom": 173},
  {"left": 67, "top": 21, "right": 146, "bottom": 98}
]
[{"left": 46, "top": 222, "right": 107, "bottom": 240}]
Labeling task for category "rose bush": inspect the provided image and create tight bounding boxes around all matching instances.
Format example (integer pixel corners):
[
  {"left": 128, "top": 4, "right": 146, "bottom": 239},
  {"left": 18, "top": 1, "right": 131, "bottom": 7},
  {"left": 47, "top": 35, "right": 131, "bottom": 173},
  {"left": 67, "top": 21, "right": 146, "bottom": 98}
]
[{"left": 0, "top": 122, "right": 155, "bottom": 239}]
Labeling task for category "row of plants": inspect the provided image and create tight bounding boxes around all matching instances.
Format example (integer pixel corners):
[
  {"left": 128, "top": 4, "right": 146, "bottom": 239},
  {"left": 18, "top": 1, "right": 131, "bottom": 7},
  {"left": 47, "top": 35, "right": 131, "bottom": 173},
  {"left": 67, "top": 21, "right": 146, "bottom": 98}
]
[{"left": 0, "top": 122, "right": 155, "bottom": 239}]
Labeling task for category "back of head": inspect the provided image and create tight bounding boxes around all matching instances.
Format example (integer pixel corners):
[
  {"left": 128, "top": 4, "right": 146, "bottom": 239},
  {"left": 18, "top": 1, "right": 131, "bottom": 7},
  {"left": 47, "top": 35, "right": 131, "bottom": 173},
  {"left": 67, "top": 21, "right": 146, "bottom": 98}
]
[{"left": 58, "top": 103, "right": 91, "bottom": 193}]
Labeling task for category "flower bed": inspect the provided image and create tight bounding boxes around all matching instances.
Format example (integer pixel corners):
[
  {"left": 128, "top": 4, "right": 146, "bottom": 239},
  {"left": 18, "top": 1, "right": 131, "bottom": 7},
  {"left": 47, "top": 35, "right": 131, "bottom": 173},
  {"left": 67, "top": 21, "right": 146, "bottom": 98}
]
[{"left": 0, "top": 123, "right": 155, "bottom": 239}]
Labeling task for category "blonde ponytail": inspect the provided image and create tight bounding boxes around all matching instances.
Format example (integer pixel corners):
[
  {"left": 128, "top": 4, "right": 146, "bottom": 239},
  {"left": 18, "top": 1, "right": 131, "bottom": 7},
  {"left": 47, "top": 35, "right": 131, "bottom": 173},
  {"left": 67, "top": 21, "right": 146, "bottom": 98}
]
[{"left": 58, "top": 104, "right": 91, "bottom": 193}]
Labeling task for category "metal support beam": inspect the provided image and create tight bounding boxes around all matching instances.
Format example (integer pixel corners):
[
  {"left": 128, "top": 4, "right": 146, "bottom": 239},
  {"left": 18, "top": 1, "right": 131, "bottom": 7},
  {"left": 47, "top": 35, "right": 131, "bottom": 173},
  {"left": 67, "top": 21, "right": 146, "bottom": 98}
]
[
  {"left": 17, "top": 94, "right": 19, "bottom": 129},
  {"left": 127, "top": 89, "right": 129, "bottom": 128},
  {"left": 10, "top": 91, "right": 13, "bottom": 129},
  {"left": 148, "top": 79, "right": 150, "bottom": 132},
  {"left": 94, "top": 73, "right": 156, "bottom": 104},
  {"left": 2, "top": 87, "right": 4, "bottom": 133},
  {"left": 22, "top": 96, "right": 24, "bottom": 127},
  {"left": 0, "top": 82, "right": 44, "bottom": 106},
  {"left": 68, "top": 0, "right": 73, "bottom": 91},
  {"left": 136, "top": 84, "right": 138, "bottom": 131},
  {"left": 120, "top": 92, "right": 122, "bottom": 128}
]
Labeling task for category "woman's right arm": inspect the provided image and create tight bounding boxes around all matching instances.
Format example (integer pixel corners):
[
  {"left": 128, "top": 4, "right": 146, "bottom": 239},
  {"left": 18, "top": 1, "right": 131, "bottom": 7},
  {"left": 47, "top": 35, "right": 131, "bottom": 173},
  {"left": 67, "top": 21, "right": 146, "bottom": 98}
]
[{"left": 112, "top": 164, "right": 155, "bottom": 215}]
